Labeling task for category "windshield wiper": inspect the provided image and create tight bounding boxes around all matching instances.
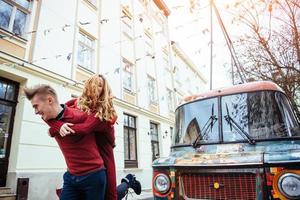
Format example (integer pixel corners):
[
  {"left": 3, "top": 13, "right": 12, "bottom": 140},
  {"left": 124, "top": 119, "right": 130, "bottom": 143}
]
[
  {"left": 224, "top": 103, "right": 256, "bottom": 145},
  {"left": 192, "top": 104, "right": 218, "bottom": 148}
]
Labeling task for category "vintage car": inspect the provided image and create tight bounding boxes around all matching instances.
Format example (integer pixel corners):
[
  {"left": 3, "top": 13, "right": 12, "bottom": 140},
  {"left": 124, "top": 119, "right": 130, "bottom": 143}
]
[{"left": 152, "top": 81, "right": 300, "bottom": 200}]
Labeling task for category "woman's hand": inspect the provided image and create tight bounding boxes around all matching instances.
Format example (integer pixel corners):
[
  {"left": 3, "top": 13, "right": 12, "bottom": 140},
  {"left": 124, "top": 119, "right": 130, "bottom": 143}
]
[{"left": 59, "top": 123, "right": 75, "bottom": 137}]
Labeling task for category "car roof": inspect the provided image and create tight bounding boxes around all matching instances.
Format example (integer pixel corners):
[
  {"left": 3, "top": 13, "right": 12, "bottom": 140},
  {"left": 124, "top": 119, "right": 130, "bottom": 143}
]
[{"left": 181, "top": 81, "right": 284, "bottom": 105}]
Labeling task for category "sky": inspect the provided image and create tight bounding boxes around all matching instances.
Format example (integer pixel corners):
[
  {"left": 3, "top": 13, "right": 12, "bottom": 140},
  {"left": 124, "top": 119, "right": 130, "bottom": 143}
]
[{"left": 165, "top": 0, "right": 239, "bottom": 90}]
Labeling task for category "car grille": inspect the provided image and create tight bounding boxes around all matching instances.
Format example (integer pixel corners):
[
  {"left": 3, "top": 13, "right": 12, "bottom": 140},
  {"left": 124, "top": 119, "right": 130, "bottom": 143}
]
[{"left": 180, "top": 173, "right": 256, "bottom": 200}]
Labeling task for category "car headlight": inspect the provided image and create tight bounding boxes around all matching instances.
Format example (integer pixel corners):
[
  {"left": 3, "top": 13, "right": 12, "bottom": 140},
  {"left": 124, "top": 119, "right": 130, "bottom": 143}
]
[
  {"left": 153, "top": 173, "right": 171, "bottom": 194},
  {"left": 278, "top": 173, "right": 300, "bottom": 199}
]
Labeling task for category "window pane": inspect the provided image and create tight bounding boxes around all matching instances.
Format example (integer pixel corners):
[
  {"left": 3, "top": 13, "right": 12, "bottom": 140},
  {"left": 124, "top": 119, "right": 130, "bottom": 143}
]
[
  {"left": 124, "top": 115, "right": 128, "bottom": 126},
  {"left": 85, "top": 37, "right": 93, "bottom": 47},
  {"left": 5, "top": 84, "right": 15, "bottom": 101},
  {"left": 222, "top": 94, "right": 247, "bottom": 142},
  {"left": 0, "top": 82, "right": 7, "bottom": 99},
  {"left": 129, "top": 130, "right": 136, "bottom": 160},
  {"left": 148, "top": 78, "right": 156, "bottom": 102},
  {"left": 124, "top": 129, "right": 129, "bottom": 160},
  {"left": 13, "top": 9, "right": 26, "bottom": 36},
  {"left": 0, "top": 104, "right": 12, "bottom": 158},
  {"left": 151, "top": 133, "right": 158, "bottom": 141},
  {"left": 85, "top": 49, "right": 92, "bottom": 70},
  {"left": 128, "top": 116, "right": 135, "bottom": 128},
  {"left": 77, "top": 44, "right": 85, "bottom": 66},
  {"left": 15, "top": 0, "right": 30, "bottom": 9},
  {"left": 123, "top": 71, "right": 132, "bottom": 90},
  {"left": 222, "top": 91, "right": 300, "bottom": 141},
  {"left": 77, "top": 33, "right": 95, "bottom": 71},
  {"left": 150, "top": 123, "right": 158, "bottom": 141},
  {"left": 174, "top": 97, "right": 219, "bottom": 145},
  {"left": 79, "top": 33, "right": 85, "bottom": 43},
  {"left": 0, "top": 1, "right": 13, "bottom": 30},
  {"left": 152, "top": 142, "right": 159, "bottom": 157}
]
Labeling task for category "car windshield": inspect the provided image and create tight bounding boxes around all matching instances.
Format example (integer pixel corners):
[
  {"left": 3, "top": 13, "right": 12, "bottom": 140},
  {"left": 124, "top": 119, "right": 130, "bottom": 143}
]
[
  {"left": 173, "top": 97, "right": 219, "bottom": 145},
  {"left": 173, "top": 91, "right": 300, "bottom": 146}
]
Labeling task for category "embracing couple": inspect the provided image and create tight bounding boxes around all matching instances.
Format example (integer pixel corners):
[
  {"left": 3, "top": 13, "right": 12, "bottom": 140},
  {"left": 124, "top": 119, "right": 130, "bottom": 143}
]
[{"left": 24, "top": 74, "right": 141, "bottom": 200}]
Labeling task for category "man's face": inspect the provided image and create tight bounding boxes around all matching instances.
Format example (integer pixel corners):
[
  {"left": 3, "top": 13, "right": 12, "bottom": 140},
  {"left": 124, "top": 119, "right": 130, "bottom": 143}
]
[{"left": 31, "top": 95, "right": 54, "bottom": 121}]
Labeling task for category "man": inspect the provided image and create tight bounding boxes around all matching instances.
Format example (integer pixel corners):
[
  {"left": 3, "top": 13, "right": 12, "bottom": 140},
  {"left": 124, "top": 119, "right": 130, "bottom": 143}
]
[{"left": 24, "top": 84, "right": 106, "bottom": 200}]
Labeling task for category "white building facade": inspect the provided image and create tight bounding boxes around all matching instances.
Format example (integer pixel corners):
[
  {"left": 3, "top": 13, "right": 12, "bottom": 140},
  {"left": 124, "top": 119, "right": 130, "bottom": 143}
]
[
  {"left": 0, "top": 0, "right": 206, "bottom": 199},
  {"left": 171, "top": 41, "right": 207, "bottom": 105}
]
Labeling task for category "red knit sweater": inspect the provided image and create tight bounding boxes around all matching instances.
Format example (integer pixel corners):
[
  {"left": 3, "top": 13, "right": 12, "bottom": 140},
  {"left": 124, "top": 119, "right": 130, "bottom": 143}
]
[{"left": 45, "top": 107, "right": 104, "bottom": 176}]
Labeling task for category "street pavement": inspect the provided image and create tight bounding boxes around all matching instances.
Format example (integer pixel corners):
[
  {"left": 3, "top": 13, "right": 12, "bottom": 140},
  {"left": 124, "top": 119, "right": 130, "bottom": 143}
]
[{"left": 124, "top": 189, "right": 153, "bottom": 200}]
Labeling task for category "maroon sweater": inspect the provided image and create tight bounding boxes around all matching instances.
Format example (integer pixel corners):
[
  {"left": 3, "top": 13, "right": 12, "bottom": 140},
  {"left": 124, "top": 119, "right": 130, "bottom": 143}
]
[{"left": 45, "top": 106, "right": 104, "bottom": 176}]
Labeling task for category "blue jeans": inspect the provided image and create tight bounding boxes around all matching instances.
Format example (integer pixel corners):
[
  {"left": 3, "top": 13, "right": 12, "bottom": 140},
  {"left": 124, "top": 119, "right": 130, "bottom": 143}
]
[
  {"left": 60, "top": 169, "right": 106, "bottom": 200},
  {"left": 117, "top": 182, "right": 130, "bottom": 200}
]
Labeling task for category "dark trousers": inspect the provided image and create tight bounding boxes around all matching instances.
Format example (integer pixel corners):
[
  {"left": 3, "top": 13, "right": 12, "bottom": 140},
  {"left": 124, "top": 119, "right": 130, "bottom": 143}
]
[
  {"left": 117, "top": 182, "right": 130, "bottom": 200},
  {"left": 60, "top": 169, "right": 106, "bottom": 200}
]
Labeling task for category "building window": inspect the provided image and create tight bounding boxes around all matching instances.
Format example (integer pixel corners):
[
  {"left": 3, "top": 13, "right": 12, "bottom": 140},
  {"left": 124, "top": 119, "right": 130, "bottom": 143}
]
[
  {"left": 166, "top": 88, "right": 174, "bottom": 112},
  {"left": 144, "top": 29, "right": 153, "bottom": 55},
  {"left": 77, "top": 32, "right": 95, "bottom": 72},
  {"left": 147, "top": 76, "right": 157, "bottom": 103},
  {"left": 122, "top": 58, "right": 134, "bottom": 91},
  {"left": 0, "top": 77, "right": 19, "bottom": 186},
  {"left": 150, "top": 122, "right": 159, "bottom": 161},
  {"left": 121, "top": 8, "right": 133, "bottom": 39},
  {"left": 124, "top": 114, "right": 137, "bottom": 168},
  {"left": 0, "top": 0, "right": 31, "bottom": 37}
]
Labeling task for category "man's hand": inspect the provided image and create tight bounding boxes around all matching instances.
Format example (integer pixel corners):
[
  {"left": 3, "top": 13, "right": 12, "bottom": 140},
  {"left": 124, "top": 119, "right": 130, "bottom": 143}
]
[{"left": 59, "top": 123, "right": 75, "bottom": 137}]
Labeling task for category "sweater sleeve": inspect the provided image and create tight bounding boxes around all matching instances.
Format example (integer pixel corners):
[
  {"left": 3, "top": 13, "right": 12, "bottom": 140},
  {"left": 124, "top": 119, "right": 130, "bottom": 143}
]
[
  {"left": 45, "top": 110, "right": 108, "bottom": 136},
  {"left": 67, "top": 115, "right": 105, "bottom": 135},
  {"left": 44, "top": 120, "right": 66, "bottom": 137}
]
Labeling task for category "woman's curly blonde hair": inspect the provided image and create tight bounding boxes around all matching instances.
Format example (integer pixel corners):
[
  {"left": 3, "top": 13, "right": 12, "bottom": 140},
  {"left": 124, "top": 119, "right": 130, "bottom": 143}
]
[{"left": 77, "top": 74, "right": 117, "bottom": 122}]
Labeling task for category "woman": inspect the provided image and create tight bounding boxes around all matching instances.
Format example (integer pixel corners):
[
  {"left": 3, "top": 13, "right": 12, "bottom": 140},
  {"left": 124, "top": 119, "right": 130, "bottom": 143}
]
[{"left": 49, "top": 74, "right": 118, "bottom": 199}]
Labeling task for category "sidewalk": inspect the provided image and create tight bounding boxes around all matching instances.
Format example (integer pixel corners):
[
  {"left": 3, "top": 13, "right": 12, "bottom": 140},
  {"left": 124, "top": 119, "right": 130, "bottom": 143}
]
[{"left": 124, "top": 189, "right": 153, "bottom": 200}]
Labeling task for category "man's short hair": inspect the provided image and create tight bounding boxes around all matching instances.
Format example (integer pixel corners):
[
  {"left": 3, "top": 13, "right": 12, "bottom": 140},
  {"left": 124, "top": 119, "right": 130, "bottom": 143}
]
[{"left": 24, "top": 84, "right": 58, "bottom": 101}]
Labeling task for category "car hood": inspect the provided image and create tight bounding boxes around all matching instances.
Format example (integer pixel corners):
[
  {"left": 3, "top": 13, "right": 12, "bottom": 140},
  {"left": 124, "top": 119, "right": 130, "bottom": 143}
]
[{"left": 153, "top": 140, "right": 300, "bottom": 167}]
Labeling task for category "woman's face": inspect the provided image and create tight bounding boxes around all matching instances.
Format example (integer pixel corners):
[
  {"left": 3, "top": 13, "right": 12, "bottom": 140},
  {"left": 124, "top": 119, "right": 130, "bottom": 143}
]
[{"left": 98, "top": 77, "right": 104, "bottom": 95}]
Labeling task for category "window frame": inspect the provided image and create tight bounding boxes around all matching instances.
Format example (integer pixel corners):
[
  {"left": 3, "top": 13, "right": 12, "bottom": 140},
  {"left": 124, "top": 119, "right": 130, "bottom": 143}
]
[
  {"left": 144, "top": 29, "right": 153, "bottom": 55},
  {"left": 147, "top": 75, "right": 157, "bottom": 104},
  {"left": 0, "top": 0, "right": 31, "bottom": 38},
  {"left": 77, "top": 31, "right": 95, "bottom": 72},
  {"left": 122, "top": 58, "right": 134, "bottom": 92},
  {"left": 150, "top": 122, "right": 159, "bottom": 161},
  {"left": 0, "top": 77, "right": 19, "bottom": 186},
  {"left": 121, "top": 8, "right": 134, "bottom": 39},
  {"left": 123, "top": 113, "right": 138, "bottom": 168}
]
